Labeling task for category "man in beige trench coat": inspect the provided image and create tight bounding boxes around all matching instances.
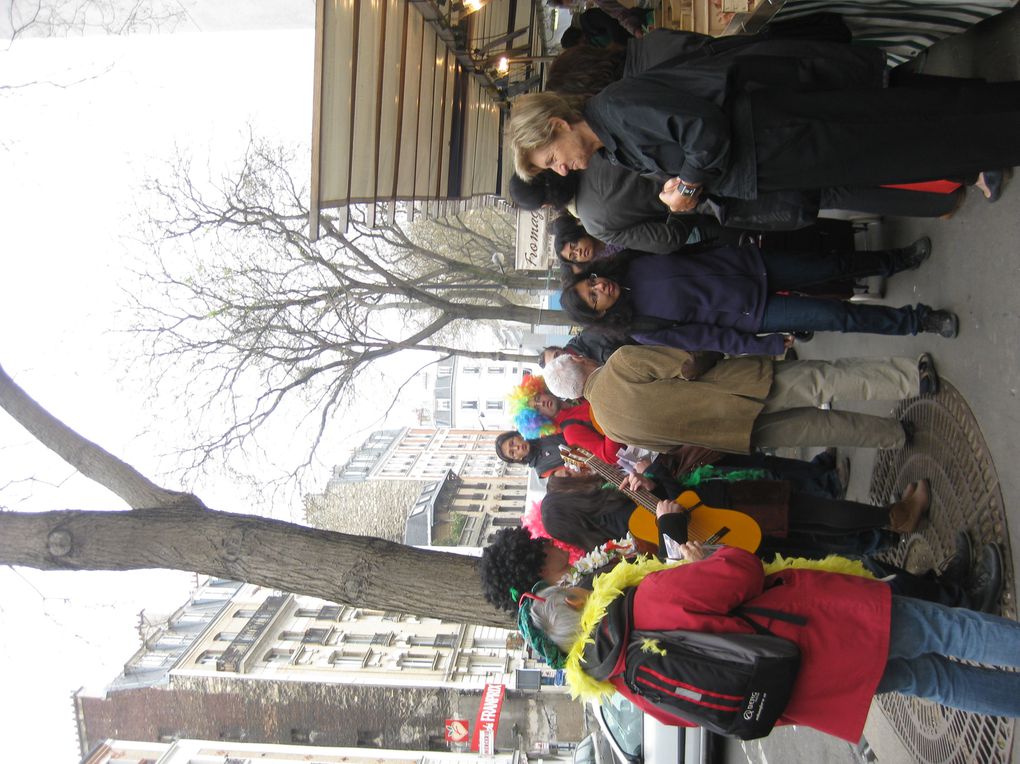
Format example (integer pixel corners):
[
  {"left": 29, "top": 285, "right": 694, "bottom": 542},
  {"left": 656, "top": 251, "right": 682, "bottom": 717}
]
[{"left": 542, "top": 346, "right": 930, "bottom": 453}]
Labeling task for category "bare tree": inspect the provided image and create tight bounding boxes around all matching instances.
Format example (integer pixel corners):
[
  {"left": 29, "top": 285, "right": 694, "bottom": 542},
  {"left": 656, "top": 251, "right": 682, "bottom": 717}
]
[
  {"left": 0, "top": 361, "right": 513, "bottom": 627},
  {"left": 130, "top": 136, "right": 567, "bottom": 471},
  {"left": 3, "top": 0, "right": 188, "bottom": 45},
  {"left": 1, "top": 0, "right": 190, "bottom": 93}
]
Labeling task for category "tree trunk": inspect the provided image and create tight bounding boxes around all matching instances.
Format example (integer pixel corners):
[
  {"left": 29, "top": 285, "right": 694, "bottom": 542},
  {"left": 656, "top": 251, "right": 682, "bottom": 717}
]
[
  {"left": 0, "top": 364, "right": 204, "bottom": 510},
  {"left": 442, "top": 302, "right": 570, "bottom": 326},
  {"left": 0, "top": 507, "right": 515, "bottom": 627}
]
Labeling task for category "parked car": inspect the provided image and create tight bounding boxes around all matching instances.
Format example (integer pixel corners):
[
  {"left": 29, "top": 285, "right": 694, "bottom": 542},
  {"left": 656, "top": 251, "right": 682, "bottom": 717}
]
[
  {"left": 573, "top": 728, "right": 617, "bottom": 764},
  {"left": 589, "top": 693, "right": 719, "bottom": 764}
]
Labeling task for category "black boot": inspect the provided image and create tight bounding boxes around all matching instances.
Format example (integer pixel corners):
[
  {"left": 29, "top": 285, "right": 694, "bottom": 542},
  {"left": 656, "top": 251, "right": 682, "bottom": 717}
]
[
  {"left": 939, "top": 530, "right": 973, "bottom": 581},
  {"left": 917, "top": 353, "right": 940, "bottom": 395},
  {"left": 866, "top": 560, "right": 968, "bottom": 606},
  {"left": 920, "top": 308, "right": 959, "bottom": 338},
  {"left": 890, "top": 236, "right": 932, "bottom": 271},
  {"left": 964, "top": 543, "right": 1004, "bottom": 614}
]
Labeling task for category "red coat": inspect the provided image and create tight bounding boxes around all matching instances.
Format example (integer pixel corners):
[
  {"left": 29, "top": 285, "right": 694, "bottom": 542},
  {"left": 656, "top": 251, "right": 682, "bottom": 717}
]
[
  {"left": 554, "top": 400, "right": 624, "bottom": 464},
  {"left": 609, "top": 548, "right": 891, "bottom": 742}
]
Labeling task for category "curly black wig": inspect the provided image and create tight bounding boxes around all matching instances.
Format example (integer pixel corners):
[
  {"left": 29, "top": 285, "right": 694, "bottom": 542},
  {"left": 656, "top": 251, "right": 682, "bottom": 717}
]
[
  {"left": 508, "top": 171, "right": 579, "bottom": 212},
  {"left": 479, "top": 527, "right": 549, "bottom": 612}
]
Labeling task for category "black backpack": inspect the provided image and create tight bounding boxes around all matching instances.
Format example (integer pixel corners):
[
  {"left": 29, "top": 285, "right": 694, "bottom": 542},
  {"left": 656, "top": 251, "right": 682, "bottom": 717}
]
[{"left": 583, "top": 588, "right": 805, "bottom": 740}]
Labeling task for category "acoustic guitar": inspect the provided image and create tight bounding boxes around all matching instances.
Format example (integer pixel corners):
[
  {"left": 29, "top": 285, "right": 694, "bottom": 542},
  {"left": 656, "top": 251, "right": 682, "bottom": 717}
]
[{"left": 560, "top": 445, "right": 763, "bottom": 554}]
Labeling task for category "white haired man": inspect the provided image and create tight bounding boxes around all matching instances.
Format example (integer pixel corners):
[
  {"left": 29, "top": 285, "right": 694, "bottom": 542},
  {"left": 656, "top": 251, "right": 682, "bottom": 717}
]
[{"left": 542, "top": 347, "right": 935, "bottom": 452}]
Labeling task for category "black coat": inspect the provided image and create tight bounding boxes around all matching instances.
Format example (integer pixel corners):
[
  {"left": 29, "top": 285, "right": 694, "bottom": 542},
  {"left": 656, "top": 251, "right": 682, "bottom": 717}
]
[
  {"left": 575, "top": 154, "right": 716, "bottom": 253},
  {"left": 585, "top": 38, "right": 885, "bottom": 198},
  {"left": 587, "top": 34, "right": 1020, "bottom": 199},
  {"left": 565, "top": 327, "right": 634, "bottom": 364}
]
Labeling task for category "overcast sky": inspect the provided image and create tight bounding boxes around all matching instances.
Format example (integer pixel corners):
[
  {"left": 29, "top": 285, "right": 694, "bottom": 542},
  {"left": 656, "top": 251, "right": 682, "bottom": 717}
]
[{"left": 0, "top": 26, "right": 321, "bottom": 761}]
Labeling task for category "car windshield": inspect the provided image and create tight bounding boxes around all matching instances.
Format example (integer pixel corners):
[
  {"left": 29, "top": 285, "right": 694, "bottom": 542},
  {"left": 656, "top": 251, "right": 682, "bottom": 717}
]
[{"left": 599, "top": 693, "right": 643, "bottom": 759}]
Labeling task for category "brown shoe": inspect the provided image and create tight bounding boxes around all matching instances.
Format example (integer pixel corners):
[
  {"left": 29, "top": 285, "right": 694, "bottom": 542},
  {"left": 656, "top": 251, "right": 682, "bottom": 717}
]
[{"left": 887, "top": 479, "right": 930, "bottom": 534}]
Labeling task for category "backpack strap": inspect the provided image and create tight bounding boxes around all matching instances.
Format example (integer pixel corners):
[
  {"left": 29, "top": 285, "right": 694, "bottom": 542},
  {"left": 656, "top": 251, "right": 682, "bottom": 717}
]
[{"left": 734, "top": 605, "right": 807, "bottom": 637}]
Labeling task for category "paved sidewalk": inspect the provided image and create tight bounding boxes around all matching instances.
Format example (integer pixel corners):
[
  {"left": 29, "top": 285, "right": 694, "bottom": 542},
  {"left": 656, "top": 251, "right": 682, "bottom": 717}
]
[{"left": 726, "top": 6, "right": 1020, "bottom": 763}]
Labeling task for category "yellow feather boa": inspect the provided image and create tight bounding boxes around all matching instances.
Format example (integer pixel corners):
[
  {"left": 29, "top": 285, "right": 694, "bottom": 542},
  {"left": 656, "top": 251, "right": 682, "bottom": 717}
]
[{"left": 563, "top": 553, "right": 876, "bottom": 701}]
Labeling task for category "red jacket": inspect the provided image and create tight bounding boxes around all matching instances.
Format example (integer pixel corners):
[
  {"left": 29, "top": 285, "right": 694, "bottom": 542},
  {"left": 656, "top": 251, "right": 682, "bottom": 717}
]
[
  {"left": 554, "top": 400, "right": 624, "bottom": 464},
  {"left": 610, "top": 548, "right": 891, "bottom": 742}
]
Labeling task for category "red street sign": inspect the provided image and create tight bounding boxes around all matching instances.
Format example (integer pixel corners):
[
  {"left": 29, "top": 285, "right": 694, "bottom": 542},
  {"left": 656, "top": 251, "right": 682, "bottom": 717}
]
[
  {"left": 445, "top": 719, "right": 470, "bottom": 743},
  {"left": 471, "top": 683, "right": 506, "bottom": 752}
]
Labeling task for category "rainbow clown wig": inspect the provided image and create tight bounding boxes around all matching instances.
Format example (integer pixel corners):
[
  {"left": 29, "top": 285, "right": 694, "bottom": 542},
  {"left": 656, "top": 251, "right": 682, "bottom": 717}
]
[{"left": 507, "top": 374, "right": 558, "bottom": 439}]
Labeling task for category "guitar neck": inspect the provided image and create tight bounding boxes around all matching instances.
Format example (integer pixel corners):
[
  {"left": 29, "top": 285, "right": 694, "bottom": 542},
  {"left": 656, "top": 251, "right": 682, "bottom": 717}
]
[{"left": 583, "top": 456, "right": 660, "bottom": 511}]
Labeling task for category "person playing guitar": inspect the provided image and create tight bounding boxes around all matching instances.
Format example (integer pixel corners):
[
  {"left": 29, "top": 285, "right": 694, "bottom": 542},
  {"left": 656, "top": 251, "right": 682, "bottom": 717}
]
[{"left": 555, "top": 445, "right": 929, "bottom": 561}]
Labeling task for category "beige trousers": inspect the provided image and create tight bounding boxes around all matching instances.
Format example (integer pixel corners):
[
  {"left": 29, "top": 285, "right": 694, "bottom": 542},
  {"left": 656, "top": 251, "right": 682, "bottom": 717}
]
[{"left": 749, "top": 357, "right": 918, "bottom": 450}]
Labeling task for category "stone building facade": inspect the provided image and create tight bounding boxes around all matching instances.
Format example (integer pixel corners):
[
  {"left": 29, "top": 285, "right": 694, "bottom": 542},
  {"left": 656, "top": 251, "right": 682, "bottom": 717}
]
[{"left": 76, "top": 579, "right": 582, "bottom": 758}]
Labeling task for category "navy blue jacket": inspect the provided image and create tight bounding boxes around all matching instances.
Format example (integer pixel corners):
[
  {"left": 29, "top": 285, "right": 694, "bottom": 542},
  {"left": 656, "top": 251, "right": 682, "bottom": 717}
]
[{"left": 620, "top": 248, "right": 785, "bottom": 356}]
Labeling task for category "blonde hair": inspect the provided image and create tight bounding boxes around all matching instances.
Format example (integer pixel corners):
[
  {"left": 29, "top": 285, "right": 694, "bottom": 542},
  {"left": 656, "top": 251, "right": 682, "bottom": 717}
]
[{"left": 508, "top": 92, "right": 586, "bottom": 179}]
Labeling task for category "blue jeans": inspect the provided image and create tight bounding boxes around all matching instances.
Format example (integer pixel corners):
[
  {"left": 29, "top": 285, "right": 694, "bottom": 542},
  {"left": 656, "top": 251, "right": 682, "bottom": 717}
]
[
  {"left": 876, "top": 596, "right": 1020, "bottom": 717},
  {"left": 761, "top": 247, "right": 902, "bottom": 289},
  {"left": 760, "top": 294, "right": 924, "bottom": 336},
  {"left": 758, "top": 248, "right": 925, "bottom": 335}
]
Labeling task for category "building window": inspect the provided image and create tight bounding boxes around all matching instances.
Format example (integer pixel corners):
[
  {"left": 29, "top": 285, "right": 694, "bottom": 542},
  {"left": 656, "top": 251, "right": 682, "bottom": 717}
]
[
  {"left": 330, "top": 649, "right": 370, "bottom": 669},
  {"left": 400, "top": 652, "right": 439, "bottom": 670},
  {"left": 461, "top": 400, "right": 479, "bottom": 410},
  {"left": 232, "top": 608, "right": 256, "bottom": 619},
  {"left": 487, "top": 366, "right": 504, "bottom": 374},
  {"left": 437, "top": 399, "right": 451, "bottom": 411},
  {"left": 343, "top": 632, "right": 375, "bottom": 645},
  {"left": 372, "top": 632, "right": 394, "bottom": 646},
  {"left": 302, "top": 628, "right": 332, "bottom": 644},
  {"left": 434, "top": 633, "right": 458, "bottom": 648},
  {"left": 196, "top": 650, "right": 223, "bottom": 666},
  {"left": 486, "top": 400, "right": 504, "bottom": 411},
  {"left": 516, "top": 668, "right": 542, "bottom": 691},
  {"left": 264, "top": 649, "right": 295, "bottom": 665},
  {"left": 467, "top": 656, "right": 508, "bottom": 675},
  {"left": 135, "top": 653, "right": 173, "bottom": 669},
  {"left": 462, "top": 366, "right": 480, "bottom": 375},
  {"left": 214, "top": 632, "right": 239, "bottom": 642}
]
